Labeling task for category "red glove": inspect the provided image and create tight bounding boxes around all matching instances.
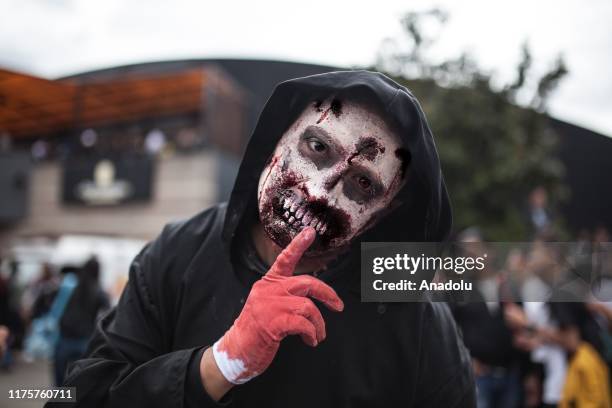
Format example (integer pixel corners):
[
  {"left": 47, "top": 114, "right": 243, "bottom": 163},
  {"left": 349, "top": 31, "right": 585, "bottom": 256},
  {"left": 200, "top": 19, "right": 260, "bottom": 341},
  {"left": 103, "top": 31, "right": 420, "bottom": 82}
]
[{"left": 212, "top": 226, "right": 344, "bottom": 384}]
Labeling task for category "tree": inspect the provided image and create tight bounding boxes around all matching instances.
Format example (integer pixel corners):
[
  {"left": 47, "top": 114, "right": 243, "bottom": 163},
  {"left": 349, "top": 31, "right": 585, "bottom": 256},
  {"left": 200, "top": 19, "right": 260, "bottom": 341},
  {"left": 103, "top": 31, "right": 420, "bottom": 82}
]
[{"left": 375, "top": 9, "right": 568, "bottom": 240}]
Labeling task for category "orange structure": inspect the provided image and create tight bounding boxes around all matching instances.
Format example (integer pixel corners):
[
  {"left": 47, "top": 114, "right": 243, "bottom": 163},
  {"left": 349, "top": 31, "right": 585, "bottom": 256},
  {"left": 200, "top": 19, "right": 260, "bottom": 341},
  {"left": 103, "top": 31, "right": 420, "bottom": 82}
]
[{"left": 0, "top": 66, "right": 246, "bottom": 155}]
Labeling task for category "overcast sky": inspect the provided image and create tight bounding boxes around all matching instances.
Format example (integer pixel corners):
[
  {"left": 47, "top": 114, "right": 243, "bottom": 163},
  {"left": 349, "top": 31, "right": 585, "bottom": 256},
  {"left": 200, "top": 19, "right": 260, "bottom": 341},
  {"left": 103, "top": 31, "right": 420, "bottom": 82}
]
[{"left": 1, "top": 0, "right": 610, "bottom": 136}]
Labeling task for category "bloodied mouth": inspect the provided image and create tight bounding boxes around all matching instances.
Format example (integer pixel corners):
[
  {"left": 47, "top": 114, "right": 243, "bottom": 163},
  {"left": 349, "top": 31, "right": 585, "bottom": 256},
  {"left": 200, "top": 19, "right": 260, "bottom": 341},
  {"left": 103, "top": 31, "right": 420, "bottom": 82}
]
[
  {"left": 279, "top": 193, "right": 328, "bottom": 234},
  {"left": 261, "top": 188, "right": 351, "bottom": 254}
]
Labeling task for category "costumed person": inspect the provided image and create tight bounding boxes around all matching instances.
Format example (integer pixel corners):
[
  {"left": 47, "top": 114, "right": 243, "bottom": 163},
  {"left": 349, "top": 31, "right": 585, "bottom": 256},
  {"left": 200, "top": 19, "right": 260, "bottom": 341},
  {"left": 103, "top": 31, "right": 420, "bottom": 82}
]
[{"left": 46, "top": 71, "right": 475, "bottom": 407}]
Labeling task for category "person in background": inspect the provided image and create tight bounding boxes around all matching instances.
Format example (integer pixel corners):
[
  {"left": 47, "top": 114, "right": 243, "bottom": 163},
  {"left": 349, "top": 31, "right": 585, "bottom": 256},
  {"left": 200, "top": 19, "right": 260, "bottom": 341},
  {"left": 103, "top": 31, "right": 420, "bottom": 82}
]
[
  {"left": 0, "top": 258, "right": 23, "bottom": 370},
  {"left": 5, "top": 259, "right": 26, "bottom": 350},
  {"left": 0, "top": 260, "right": 10, "bottom": 364},
  {"left": 506, "top": 241, "right": 610, "bottom": 407},
  {"left": 54, "top": 257, "right": 110, "bottom": 386},
  {"left": 526, "top": 187, "right": 554, "bottom": 239},
  {"left": 27, "top": 263, "right": 60, "bottom": 321},
  {"left": 0, "top": 325, "right": 9, "bottom": 360},
  {"left": 507, "top": 299, "right": 610, "bottom": 407},
  {"left": 587, "top": 300, "right": 612, "bottom": 378},
  {"left": 450, "top": 228, "right": 527, "bottom": 408}
]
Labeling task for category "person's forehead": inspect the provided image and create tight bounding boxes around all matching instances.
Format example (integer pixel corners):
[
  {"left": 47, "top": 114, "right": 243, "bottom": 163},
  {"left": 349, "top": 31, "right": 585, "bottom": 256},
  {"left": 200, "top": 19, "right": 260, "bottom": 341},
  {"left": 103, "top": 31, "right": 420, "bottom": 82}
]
[{"left": 293, "top": 99, "right": 401, "bottom": 147}]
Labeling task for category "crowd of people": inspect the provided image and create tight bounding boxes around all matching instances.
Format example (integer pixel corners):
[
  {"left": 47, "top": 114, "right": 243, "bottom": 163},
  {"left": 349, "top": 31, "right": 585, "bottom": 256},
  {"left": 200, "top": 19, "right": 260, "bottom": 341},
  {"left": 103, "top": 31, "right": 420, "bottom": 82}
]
[
  {"left": 0, "top": 256, "right": 109, "bottom": 385},
  {"left": 450, "top": 223, "right": 612, "bottom": 408}
]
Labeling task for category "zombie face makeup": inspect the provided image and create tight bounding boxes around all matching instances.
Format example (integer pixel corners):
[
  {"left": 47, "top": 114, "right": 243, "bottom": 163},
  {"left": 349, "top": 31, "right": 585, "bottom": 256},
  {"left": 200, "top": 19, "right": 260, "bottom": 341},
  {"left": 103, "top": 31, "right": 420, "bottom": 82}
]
[{"left": 257, "top": 98, "right": 409, "bottom": 256}]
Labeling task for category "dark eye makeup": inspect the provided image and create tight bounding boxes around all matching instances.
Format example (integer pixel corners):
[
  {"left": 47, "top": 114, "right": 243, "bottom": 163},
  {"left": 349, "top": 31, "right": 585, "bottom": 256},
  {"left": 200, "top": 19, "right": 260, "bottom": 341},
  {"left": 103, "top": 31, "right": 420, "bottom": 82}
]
[
  {"left": 338, "top": 169, "right": 383, "bottom": 205},
  {"left": 358, "top": 175, "right": 372, "bottom": 190},
  {"left": 296, "top": 125, "right": 385, "bottom": 204},
  {"left": 308, "top": 138, "right": 327, "bottom": 153},
  {"left": 298, "top": 126, "right": 338, "bottom": 169}
]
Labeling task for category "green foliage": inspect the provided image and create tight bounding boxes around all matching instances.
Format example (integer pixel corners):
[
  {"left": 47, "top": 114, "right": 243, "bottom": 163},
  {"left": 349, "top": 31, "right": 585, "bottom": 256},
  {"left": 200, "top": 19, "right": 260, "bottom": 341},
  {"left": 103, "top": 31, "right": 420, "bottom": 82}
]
[{"left": 376, "top": 9, "right": 568, "bottom": 240}]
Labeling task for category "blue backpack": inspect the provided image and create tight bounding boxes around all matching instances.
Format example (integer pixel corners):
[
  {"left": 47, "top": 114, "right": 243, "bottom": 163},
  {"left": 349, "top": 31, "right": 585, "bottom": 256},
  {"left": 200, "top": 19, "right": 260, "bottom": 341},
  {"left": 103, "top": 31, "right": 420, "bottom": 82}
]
[{"left": 24, "top": 273, "right": 78, "bottom": 360}]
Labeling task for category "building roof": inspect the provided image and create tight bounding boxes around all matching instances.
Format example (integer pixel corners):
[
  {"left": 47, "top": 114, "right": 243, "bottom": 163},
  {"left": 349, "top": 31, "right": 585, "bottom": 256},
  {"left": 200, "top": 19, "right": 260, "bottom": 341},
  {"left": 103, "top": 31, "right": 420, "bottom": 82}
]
[
  {"left": 0, "top": 66, "right": 242, "bottom": 138},
  {"left": 60, "top": 58, "right": 339, "bottom": 132},
  {"left": 0, "top": 68, "right": 75, "bottom": 137}
]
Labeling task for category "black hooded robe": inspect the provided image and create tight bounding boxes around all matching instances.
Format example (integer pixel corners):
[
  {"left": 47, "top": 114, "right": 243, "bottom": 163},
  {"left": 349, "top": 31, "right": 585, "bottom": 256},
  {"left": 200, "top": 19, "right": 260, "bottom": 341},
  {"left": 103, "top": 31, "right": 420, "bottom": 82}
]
[{"left": 46, "top": 71, "right": 475, "bottom": 408}]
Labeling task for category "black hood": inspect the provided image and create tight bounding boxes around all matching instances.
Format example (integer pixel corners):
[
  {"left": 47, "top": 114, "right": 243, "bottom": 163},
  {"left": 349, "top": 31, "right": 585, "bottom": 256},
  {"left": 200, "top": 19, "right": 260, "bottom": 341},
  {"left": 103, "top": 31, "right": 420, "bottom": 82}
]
[{"left": 223, "top": 70, "right": 452, "bottom": 252}]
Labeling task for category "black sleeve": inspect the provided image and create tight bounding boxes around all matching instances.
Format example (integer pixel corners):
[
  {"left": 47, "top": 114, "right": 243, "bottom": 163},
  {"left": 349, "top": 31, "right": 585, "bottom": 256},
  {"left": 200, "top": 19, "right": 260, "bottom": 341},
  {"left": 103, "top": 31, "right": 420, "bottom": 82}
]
[
  {"left": 413, "top": 302, "right": 476, "bottom": 408},
  {"left": 184, "top": 347, "right": 233, "bottom": 407},
  {"left": 45, "top": 229, "right": 224, "bottom": 408}
]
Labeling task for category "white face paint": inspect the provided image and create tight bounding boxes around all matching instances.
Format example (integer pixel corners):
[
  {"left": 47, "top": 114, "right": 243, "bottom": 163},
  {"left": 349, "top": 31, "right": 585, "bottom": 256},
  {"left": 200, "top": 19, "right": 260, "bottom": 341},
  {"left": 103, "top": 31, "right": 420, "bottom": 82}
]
[{"left": 257, "top": 98, "right": 409, "bottom": 256}]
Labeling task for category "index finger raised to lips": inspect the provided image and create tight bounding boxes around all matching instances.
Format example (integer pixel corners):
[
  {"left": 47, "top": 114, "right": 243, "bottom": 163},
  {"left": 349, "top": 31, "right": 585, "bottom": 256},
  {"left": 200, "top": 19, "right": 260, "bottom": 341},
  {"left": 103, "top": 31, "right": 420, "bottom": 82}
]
[{"left": 268, "top": 227, "right": 316, "bottom": 277}]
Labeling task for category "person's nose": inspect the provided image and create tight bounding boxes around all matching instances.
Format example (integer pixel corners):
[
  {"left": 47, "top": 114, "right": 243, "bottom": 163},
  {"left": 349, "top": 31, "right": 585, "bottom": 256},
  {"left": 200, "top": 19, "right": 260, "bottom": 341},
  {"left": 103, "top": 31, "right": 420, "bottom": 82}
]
[{"left": 323, "top": 163, "right": 349, "bottom": 192}]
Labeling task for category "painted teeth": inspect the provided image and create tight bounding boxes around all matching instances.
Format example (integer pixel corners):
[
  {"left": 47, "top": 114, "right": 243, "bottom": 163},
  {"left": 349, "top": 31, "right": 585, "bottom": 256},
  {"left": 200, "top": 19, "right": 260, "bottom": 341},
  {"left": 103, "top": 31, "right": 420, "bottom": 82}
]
[
  {"left": 278, "top": 196, "right": 326, "bottom": 234},
  {"left": 296, "top": 208, "right": 305, "bottom": 219},
  {"left": 315, "top": 221, "right": 327, "bottom": 234},
  {"left": 303, "top": 212, "right": 312, "bottom": 225}
]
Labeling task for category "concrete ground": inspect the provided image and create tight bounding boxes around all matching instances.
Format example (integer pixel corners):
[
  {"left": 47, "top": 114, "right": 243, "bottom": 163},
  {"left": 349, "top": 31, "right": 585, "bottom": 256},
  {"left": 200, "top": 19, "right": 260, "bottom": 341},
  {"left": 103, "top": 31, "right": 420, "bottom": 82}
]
[{"left": 0, "top": 353, "right": 53, "bottom": 408}]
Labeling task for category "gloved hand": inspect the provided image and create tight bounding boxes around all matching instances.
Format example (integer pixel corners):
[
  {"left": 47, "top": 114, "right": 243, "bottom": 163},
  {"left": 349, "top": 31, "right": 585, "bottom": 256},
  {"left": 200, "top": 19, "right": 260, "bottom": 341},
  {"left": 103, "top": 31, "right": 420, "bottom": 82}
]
[{"left": 212, "top": 226, "right": 344, "bottom": 384}]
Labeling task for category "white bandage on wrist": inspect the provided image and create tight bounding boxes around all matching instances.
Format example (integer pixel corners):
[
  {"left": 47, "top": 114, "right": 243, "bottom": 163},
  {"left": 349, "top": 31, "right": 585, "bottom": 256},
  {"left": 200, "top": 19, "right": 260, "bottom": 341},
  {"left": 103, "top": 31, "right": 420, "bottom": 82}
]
[{"left": 212, "top": 340, "right": 255, "bottom": 385}]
